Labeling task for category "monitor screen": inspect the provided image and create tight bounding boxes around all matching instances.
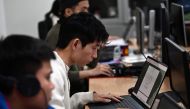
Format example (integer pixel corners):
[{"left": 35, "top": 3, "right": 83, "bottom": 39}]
[
  {"left": 170, "top": 3, "right": 187, "bottom": 46},
  {"left": 132, "top": 57, "right": 167, "bottom": 108},
  {"left": 135, "top": 7, "right": 145, "bottom": 54},
  {"left": 165, "top": 37, "right": 190, "bottom": 108}
]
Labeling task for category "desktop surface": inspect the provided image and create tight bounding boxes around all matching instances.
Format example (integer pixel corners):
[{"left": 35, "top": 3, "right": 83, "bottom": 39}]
[
  {"left": 88, "top": 77, "right": 170, "bottom": 96},
  {"left": 89, "top": 77, "right": 137, "bottom": 95}
]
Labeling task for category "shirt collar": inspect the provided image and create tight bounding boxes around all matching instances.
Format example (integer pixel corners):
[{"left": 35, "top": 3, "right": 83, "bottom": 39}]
[{"left": 53, "top": 51, "right": 70, "bottom": 72}]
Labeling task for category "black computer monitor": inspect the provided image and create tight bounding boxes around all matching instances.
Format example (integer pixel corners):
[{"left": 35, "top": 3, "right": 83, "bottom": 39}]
[
  {"left": 135, "top": 7, "right": 145, "bottom": 54},
  {"left": 145, "top": 0, "right": 169, "bottom": 34},
  {"left": 170, "top": 3, "right": 188, "bottom": 46},
  {"left": 136, "top": 0, "right": 162, "bottom": 8},
  {"left": 160, "top": 3, "right": 170, "bottom": 64},
  {"left": 148, "top": 0, "right": 164, "bottom": 8},
  {"left": 165, "top": 37, "right": 190, "bottom": 108}
]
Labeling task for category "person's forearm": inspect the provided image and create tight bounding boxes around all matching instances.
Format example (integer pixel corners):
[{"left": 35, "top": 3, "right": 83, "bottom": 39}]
[
  {"left": 79, "top": 69, "right": 94, "bottom": 79},
  {"left": 70, "top": 92, "right": 93, "bottom": 109}
]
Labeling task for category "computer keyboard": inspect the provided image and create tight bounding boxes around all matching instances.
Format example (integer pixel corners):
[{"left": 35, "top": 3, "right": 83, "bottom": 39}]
[
  {"left": 88, "top": 95, "right": 143, "bottom": 109},
  {"left": 113, "top": 95, "right": 143, "bottom": 109}
]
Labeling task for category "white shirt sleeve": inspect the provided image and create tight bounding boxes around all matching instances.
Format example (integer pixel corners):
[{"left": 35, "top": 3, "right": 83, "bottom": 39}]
[
  {"left": 49, "top": 70, "right": 66, "bottom": 109},
  {"left": 70, "top": 92, "right": 93, "bottom": 109}
]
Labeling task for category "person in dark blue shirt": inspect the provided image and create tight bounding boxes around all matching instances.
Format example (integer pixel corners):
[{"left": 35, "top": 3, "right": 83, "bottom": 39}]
[{"left": 0, "top": 35, "right": 55, "bottom": 109}]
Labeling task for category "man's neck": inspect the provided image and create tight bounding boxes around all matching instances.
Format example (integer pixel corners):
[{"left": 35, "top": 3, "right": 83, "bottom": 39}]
[
  {"left": 7, "top": 92, "right": 24, "bottom": 109},
  {"left": 55, "top": 48, "right": 72, "bottom": 67}
]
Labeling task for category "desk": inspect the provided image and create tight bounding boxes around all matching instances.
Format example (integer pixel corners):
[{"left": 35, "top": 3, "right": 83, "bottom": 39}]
[
  {"left": 89, "top": 77, "right": 137, "bottom": 95},
  {"left": 86, "top": 77, "right": 171, "bottom": 109},
  {"left": 88, "top": 77, "right": 170, "bottom": 95}
]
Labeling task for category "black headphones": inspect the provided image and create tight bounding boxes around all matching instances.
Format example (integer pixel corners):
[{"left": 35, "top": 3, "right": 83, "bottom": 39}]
[{"left": 0, "top": 74, "right": 41, "bottom": 97}]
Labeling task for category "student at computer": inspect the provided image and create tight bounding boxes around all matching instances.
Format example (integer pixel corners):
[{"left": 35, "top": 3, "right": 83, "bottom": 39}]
[
  {"left": 49, "top": 12, "right": 122, "bottom": 109},
  {"left": 0, "top": 35, "right": 55, "bottom": 109},
  {"left": 46, "top": 0, "right": 113, "bottom": 96},
  {"left": 46, "top": 0, "right": 89, "bottom": 48},
  {"left": 38, "top": 0, "right": 60, "bottom": 40}
]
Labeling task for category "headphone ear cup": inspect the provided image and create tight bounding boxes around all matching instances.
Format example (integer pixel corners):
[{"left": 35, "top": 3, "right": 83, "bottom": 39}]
[
  {"left": 0, "top": 75, "right": 15, "bottom": 94},
  {"left": 17, "top": 75, "right": 41, "bottom": 97}
]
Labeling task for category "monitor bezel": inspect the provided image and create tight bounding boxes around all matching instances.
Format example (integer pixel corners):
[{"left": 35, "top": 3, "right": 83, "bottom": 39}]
[
  {"left": 165, "top": 37, "right": 190, "bottom": 108},
  {"left": 170, "top": 3, "right": 187, "bottom": 46}
]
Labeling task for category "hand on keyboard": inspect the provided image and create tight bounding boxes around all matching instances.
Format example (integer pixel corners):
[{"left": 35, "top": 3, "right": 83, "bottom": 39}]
[{"left": 93, "top": 92, "right": 124, "bottom": 103}]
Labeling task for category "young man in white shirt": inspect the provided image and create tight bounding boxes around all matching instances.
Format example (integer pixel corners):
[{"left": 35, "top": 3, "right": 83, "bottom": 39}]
[
  {"left": 46, "top": 0, "right": 114, "bottom": 96},
  {"left": 49, "top": 12, "right": 122, "bottom": 109}
]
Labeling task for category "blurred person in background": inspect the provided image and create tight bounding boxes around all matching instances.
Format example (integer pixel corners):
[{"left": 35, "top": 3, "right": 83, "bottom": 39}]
[{"left": 0, "top": 35, "right": 55, "bottom": 109}]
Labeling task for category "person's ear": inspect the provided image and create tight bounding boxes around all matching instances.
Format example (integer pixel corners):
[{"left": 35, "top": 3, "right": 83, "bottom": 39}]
[
  {"left": 72, "top": 38, "right": 82, "bottom": 50},
  {"left": 64, "top": 8, "right": 73, "bottom": 17}
]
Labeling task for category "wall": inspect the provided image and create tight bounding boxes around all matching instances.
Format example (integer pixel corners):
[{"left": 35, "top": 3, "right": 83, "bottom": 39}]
[
  {"left": 0, "top": 0, "right": 7, "bottom": 38},
  {"left": 4, "top": 0, "right": 54, "bottom": 38},
  {"left": 1, "top": 0, "right": 130, "bottom": 38}
]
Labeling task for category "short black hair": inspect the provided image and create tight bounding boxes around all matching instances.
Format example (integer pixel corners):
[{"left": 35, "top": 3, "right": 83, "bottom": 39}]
[
  {"left": 59, "top": 0, "right": 85, "bottom": 15},
  {"left": 56, "top": 12, "right": 109, "bottom": 49},
  {"left": 0, "top": 35, "right": 55, "bottom": 95},
  {"left": 51, "top": 0, "right": 60, "bottom": 17}
]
